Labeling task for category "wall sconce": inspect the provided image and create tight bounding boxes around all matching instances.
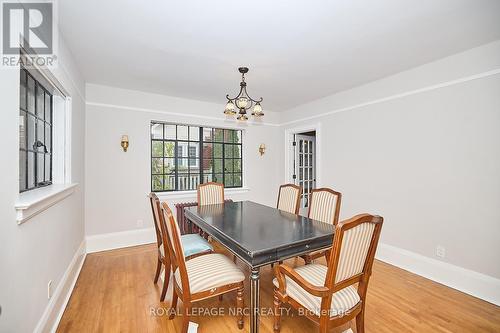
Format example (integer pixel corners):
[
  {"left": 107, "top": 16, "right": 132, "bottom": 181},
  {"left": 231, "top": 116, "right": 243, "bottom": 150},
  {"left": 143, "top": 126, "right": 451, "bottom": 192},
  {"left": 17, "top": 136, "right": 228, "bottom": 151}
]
[
  {"left": 259, "top": 143, "right": 266, "bottom": 156},
  {"left": 121, "top": 135, "right": 129, "bottom": 152}
]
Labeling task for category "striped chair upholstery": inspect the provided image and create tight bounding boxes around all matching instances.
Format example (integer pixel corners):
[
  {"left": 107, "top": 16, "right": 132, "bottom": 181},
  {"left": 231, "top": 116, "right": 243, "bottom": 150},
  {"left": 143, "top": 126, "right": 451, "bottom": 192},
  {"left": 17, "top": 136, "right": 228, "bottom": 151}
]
[
  {"left": 277, "top": 184, "right": 302, "bottom": 214},
  {"left": 302, "top": 188, "right": 342, "bottom": 262},
  {"left": 198, "top": 182, "right": 224, "bottom": 206},
  {"left": 175, "top": 253, "right": 245, "bottom": 293},
  {"left": 162, "top": 202, "right": 245, "bottom": 332},
  {"left": 273, "top": 264, "right": 360, "bottom": 317},
  {"left": 335, "top": 222, "right": 375, "bottom": 283},
  {"left": 149, "top": 193, "right": 213, "bottom": 302},
  {"left": 308, "top": 188, "right": 341, "bottom": 225},
  {"left": 273, "top": 214, "right": 383, "bottom": 333}
]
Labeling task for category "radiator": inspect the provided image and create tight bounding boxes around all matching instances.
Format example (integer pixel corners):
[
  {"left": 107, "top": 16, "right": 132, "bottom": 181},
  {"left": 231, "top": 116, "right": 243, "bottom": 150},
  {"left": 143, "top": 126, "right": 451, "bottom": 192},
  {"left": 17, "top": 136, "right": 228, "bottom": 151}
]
[{"left": 175, "top": 200, "right": 233, "bottom": 235}]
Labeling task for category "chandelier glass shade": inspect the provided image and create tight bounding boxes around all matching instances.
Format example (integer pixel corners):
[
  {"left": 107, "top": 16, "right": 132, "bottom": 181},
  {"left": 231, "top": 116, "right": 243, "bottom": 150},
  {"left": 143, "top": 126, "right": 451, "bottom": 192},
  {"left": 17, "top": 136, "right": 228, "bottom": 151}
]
[{"left": 224, "top": 67, "right": 264, "bottom": 120}]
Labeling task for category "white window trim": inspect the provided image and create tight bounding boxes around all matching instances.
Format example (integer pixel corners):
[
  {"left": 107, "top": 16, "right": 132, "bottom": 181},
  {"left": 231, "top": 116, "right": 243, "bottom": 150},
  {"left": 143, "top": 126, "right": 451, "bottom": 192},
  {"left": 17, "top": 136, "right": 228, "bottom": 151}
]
[
  {"left": 156, "top": 186, "right": 250, "bottom": 201},
  {"left": 16, "top": 56, "right": 75, "bottom": 224},
  {"left": 15, "top": 183, "right": 78, "bottom": 224}
]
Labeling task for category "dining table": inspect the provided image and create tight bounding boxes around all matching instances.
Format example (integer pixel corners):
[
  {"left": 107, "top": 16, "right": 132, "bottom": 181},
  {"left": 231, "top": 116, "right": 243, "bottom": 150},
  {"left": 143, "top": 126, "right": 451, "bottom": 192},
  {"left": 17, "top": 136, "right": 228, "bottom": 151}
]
[{"left": 184, "top": 200, "right": 335, "bottom": 333}]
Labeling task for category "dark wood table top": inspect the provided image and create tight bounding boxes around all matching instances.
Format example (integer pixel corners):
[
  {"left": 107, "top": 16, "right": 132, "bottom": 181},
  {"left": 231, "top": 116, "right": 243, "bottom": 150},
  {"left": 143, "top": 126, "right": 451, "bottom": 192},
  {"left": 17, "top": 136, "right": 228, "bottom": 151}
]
[{"left": 184, "top": 201, "right": 335, "bottom": 267}]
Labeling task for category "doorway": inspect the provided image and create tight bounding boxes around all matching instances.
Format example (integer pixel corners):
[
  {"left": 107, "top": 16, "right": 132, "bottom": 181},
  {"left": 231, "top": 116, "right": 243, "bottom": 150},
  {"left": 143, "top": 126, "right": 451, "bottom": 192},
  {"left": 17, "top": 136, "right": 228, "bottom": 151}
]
[{"left": 294, "top": 131, "right": 316, "bottom": 211}]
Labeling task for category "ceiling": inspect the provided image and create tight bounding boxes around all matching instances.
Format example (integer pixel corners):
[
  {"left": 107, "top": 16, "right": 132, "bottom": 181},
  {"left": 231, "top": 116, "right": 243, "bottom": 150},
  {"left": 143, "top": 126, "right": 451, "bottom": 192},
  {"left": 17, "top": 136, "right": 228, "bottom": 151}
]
[{"left": 59, "top": 0, "right": 500, "bottom": 111}]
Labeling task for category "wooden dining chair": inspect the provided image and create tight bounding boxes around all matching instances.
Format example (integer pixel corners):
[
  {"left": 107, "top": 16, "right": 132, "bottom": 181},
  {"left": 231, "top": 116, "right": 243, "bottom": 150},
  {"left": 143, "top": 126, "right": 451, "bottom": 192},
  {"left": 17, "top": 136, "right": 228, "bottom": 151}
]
[
  {"left": 148, "top": 193, "right": 213, "bottom": 301},
  {"left": 273, "top": 214, "right": 383, "bottom": 333},
  {"left": 277, "top": 184, "right": 302, "bottom": 214},
  {"left": 302, "top": 188, "right": 342, "bottom": 264},
  {"left": 197, "top": 182, "right": 224, "bottom": 205},
  {"left": 161, "top": 202, "right": 245, "bottom": 333}
]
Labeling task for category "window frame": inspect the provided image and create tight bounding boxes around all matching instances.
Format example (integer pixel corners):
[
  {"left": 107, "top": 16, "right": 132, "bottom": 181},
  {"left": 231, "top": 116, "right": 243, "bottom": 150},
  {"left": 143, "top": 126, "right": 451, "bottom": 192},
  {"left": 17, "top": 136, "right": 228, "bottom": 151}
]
[
  {"left": 19, "top": 66, "right": 53, "bottom": 193},
  {"left": 150, "top": 122, "right": 243, "bottom": 192}
]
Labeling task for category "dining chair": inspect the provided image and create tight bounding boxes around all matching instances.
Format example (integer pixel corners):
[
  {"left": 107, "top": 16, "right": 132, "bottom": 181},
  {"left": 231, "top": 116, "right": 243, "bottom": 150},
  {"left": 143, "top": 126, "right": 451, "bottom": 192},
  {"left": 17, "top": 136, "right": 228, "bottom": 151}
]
[
  {"left": 148, "top": 193, "right": 213, "bottom": 301},
  {"left": 277, "top": 184, "right": 302, "bottom": 214},
  {"left": 161, "top": 202, "right": 245, "bottom": 333},
  {"left": 273, "top": 213, "right": 383, "bottom": 333},
  {"left": 302, "top": 188, "right": 342, "bottom": 264},
  {"left": 197, "top": 182, "right": 224, "bottom": 205}
]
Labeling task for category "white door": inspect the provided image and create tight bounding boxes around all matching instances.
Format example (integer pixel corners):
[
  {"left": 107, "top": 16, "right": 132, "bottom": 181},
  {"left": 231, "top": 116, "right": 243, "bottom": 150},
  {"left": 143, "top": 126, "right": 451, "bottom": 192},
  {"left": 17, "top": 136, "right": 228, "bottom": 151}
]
[{"left": 293, "top": 134, "right": 316, "bottom": 210}]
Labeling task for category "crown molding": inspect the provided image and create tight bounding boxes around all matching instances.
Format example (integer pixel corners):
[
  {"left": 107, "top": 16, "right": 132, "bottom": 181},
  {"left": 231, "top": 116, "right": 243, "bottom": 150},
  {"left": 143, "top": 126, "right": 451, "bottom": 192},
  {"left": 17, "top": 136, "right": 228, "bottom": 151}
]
[{"left": 281, "top": 68, "right": 500, "bottom": 126}]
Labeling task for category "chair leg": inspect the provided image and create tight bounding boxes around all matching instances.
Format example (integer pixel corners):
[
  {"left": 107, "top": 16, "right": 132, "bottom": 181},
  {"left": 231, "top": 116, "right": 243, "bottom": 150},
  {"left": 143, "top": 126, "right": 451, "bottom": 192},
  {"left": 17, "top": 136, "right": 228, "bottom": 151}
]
[
  {"left": 219, "top": 294, "right": 223, "bottom": 301},
  {"left": 160, "top": 264, "right": 171, "bottom": 302},
  {"left": 154, "top": 258, "right": 162, "bottom": 283},
  {"left": 169, "top": 289, "right": 178, "bottom": 320},
  {"left": 273, "top": 290, "right": 281, "bottom": 333},
  {"left": 236, "top": 285, "right": 244, "bottom": 329},
  {"left": 319, "top": 322, "right": 329, "bottom": 333},
  {"left": 356, "top": 310, "right": 365, "bottom": 333},
  {"left": 324, "top": 250, "right": 331, "bottom": 262},
  {"left": 181, "top": 305, "right": 191, "bottom": 333}
]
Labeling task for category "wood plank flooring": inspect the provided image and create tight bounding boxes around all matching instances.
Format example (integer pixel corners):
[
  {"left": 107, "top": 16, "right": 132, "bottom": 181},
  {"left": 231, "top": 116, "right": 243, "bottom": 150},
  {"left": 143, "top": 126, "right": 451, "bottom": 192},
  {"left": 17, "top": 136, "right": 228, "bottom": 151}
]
[{"left": 57, "top": 243, "right": 500, "bottom": 332}]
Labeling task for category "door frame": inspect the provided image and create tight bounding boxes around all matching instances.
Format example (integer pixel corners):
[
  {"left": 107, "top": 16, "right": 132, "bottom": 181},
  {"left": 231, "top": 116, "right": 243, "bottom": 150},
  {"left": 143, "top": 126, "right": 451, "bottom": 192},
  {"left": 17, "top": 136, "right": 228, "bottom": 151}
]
[{"left": 284, "top": 122, "right": 321, "bottom": 188}]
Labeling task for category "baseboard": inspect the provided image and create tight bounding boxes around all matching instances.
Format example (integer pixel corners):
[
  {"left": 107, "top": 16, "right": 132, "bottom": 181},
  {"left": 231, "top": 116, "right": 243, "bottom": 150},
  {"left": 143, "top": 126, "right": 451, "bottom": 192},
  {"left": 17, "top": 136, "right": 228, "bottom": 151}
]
[
  {"left": 33, "top": 239, "right": 87, "bottom": 333},
  {"left": 85, "top": 227, "right": 156, "bottom": 253},
  {"left": 376, "top": 243, "right": 500, "bottom": 306},
  {"left": 82, "top": 232, "right": 499, "bottom": 307}
]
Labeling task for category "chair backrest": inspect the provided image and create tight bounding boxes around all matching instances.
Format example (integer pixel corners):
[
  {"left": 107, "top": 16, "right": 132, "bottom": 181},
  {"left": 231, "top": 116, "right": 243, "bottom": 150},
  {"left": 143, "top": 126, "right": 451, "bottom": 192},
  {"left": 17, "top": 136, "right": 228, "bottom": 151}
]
[
  {"left": 277, "top": 184, "right": 302, "bottom": 214},
  {"left": 308, "top": 188, "right": 342, "bottom": 225},
  {"left": 197, "top": 182, "right": 224, "bottom": 206},
  {"left": 161, "top": 202, "right": 190, "bottom": 295},
  {"left": 325, "top": 214, "right": 383, "bottom": 293},
  {"left": 148, "top": 193, "right": 163, "bottom": 249}
]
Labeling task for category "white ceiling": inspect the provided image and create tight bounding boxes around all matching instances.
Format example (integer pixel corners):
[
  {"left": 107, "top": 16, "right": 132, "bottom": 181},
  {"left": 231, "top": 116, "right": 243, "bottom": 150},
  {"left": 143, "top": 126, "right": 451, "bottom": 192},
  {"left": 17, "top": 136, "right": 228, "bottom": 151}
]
[{"left": 59, "top": 0, "right": 500, "bottom": 111}]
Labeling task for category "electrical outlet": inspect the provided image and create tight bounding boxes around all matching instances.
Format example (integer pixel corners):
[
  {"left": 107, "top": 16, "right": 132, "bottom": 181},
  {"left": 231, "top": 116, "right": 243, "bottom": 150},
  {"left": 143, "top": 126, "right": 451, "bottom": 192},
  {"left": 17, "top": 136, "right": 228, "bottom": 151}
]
[
  {"left": 436, "top": 245, "right": 446, "bottom": 258},
  {"left": 47, "top": 280, "right": 53, "bottom": 299},
  {"left": 136, "top": 219, "right": 144, "bottom": 228}
]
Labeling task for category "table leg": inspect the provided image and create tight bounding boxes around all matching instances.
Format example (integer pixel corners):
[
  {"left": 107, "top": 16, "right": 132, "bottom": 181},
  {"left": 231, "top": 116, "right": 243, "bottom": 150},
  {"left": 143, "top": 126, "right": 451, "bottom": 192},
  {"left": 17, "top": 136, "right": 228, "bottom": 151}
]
[{"left": 250, "top": 267, "right": 260, "bottom": 333}]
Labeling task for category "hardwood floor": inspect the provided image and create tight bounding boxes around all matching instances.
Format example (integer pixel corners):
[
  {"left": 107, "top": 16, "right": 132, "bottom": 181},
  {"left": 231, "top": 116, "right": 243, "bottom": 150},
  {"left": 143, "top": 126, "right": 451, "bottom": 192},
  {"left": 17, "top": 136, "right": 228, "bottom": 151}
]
[{"left": 57, "top": 243, "right": 500, "bottom": 332}]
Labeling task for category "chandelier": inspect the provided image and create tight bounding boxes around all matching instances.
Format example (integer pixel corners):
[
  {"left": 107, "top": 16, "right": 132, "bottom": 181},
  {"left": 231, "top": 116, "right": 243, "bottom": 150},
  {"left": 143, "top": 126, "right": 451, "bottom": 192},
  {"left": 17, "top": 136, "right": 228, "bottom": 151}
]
[{"left": 224, "top": 67, "right": 264, "bottom": 121}]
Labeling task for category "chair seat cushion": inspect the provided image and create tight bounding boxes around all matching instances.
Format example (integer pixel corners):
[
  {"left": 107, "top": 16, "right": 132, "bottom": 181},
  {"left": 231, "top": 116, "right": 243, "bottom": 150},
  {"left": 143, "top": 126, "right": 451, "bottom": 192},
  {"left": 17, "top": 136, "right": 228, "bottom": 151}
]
[
  {"left": 180, "top": 234, "right": 213, "bottom": 257},
  {"left": 273, "top": 264, "right": 360, "bottom": 317},
  {"left": 159, "top": 234, "right": 213, "bottom": 258},
  {"left": 175, "top": 253, "right": 245, "bottom": 293}
]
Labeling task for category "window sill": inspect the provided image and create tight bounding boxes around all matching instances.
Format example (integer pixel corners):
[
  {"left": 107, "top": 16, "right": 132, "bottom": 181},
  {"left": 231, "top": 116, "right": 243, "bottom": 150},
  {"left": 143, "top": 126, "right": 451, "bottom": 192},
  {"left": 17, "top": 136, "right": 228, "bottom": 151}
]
[
  {"left": 156, "top": 187, "right": 250, "bottom": 200},
  {"left": 15, "top": 183, "right": 78, "bottom": 224}
]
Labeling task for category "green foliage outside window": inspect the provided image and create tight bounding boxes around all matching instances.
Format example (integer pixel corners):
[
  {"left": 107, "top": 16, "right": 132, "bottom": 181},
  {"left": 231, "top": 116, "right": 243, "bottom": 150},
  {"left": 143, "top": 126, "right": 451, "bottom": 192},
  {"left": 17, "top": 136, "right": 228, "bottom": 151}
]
[{"left": 151, "top": 123, "right": 242, "bottom": 192}]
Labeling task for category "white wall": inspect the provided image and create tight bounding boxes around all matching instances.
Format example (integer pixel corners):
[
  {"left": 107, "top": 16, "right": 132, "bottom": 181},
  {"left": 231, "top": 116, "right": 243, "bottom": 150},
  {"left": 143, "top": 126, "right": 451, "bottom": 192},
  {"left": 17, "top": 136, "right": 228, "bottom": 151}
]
[
  {"left": 83, "top": 42, "right": 500, "bottom": 304},
  {"left": 0, "top": 36, "right": 86, "bottom": 332},
  {"left": 281, "top": 41, "right": 500, "bottom": 281},
  {"left": 85, "top": 84, "right": 282, "bottom": 244}
]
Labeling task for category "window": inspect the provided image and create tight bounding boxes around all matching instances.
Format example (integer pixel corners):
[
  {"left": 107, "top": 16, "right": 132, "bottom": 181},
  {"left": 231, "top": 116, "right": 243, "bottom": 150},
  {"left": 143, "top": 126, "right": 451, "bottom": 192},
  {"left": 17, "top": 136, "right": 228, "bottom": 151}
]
[
  {"left": 19, "top": 67, "right": 53, "bottom": 192},
  {"left": 151, "top": 122, "right": 243, "bottom": 192}
]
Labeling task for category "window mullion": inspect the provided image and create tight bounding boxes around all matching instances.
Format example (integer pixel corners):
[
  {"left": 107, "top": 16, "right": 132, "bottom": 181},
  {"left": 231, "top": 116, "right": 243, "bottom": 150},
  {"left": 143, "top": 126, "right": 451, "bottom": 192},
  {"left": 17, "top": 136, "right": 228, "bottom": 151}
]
[
  {"left": 222, "top": 142, "right": 225, "bottom": 186},
  {"left": 20, "top": 67, "right": 53, "bottom": 192},
  {"left": 34, "top": 82, "right": 38, "bottom": 187},
  {"left": 199, "top": 127, "right": 203, "bottom": 184},
  {"left": 212, "top": 129, "right": 215, "bottom": 182},
  {"left": 24, "top": 70, "right": 28, "bottom": 190},
  {"left": 150, "top": 123, "right": 242, "bottom": 192},
  {"left": 42, "top": 90, "right": 46, "bottom": 183},
  {"left": 174, "top": 125, "right": 178, "bottom": 191},
  {"left": 49, "top": 94, "right": 53, "bottom": 183}
]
